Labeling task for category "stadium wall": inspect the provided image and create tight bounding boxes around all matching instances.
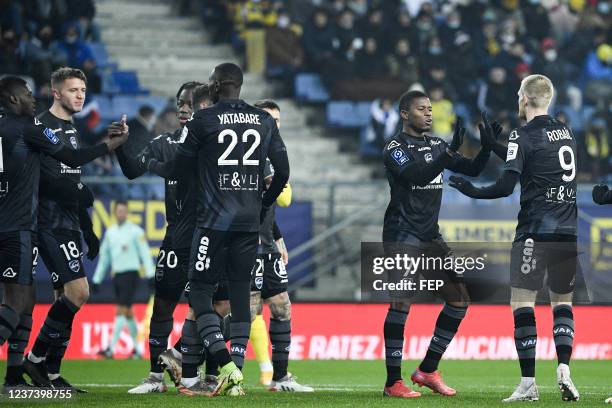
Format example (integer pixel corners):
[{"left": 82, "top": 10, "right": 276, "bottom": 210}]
[{"left": 1, "top": 304, "right": 609, "bottom": 361}]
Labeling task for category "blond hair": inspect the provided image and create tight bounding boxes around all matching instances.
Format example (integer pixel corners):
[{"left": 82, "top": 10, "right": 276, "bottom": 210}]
[{"left": 519, "top": 74, "right": 554, "bottom": 109}]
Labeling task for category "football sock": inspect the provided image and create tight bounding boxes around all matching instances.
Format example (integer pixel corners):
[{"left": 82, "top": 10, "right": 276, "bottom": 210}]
[
  {"left": 419, "top": 304, "right": 467, "bottom": 373},
  {"left": 149, "top": 318, "right": 173, "bottom": 373},
  {"left": 514, "top": 307, "right": 537, "bottom": 378},
  {"left": 270, "top": 318, "right": 291, "bottom": 381},
  {"left": 553, "top": 305, "right": 574, "bottom": 366},
  {"left": 250, "top": 315, "right": 271, "bottom": 370},
  {"left": 181, "top": 319, "right": 202, "bottom": 380},
  {"left": 384, "top": 308, "right": 407, "bottom": 387},
  {"left": 6, "top": 313, "right": 32, "bottom": 383}
]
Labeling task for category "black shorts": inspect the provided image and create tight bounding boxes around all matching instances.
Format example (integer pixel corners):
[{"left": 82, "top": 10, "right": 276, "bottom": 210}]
[
  {"left": 155, "top": 246, "right": 189, "bottom": 302},
  {"left": 0, "top": 231, "right": 38, "bottom": 285},
  {"left": 251, "top": 253, "right": 288, "bottom": 299},
  {"left": 113, "top": 271, "right": 140, "bottom": 307},
  {"left": 383, "top": 233, "right": 462, "bottom": 300},
  {"left": 38, "top": 229, "right": 86, "bottom": 290},
  {"left": 213, "top": 280, "right": 229, "bottom": 302},
  {"left": 188, "top": 228, "right": 258, "bottom": 285},
  {"left": 510, "top": 234, "right": 577, "bottom": 294}
]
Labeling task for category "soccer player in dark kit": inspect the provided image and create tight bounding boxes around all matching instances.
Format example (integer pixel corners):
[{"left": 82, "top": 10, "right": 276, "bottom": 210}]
[
  {"left": 381, "top": 90, "right": 497, "bottom": 398},
  {"left": 147, "top": 63, "right": 289, "bottom": 396},
  {"left": 0, "top": 75, "right": 126, "bottom": 391},
  {"left": 450, "top": 74, "right": 580, "bottom": 402}
]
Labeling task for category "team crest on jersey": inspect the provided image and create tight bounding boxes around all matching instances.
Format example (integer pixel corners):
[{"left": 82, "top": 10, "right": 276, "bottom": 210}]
[
  {"left": 506, "top": 142, "right": 518, "bottom": 161},
  {"left": 386, "top": 140, "right": 401, "bottom": 150},
  {"left": 509, "top": 130, "right": 519, "bottom": 140},
  {"left": 392, "top": 148, "right": 408, "bottom": 165},
  {"left": 2, "top": 267, "right": 16, "bottom": 278},
  {"left": 255, "top": 276, "right": 263, "bottom": 290},
  {"left": 43, "top": 128, "right": 59, "bottom": 144},
  {"left": 424, "top": 153, "right": 433, "bottom": 163},
  {"left": 69, "top": 136, "right": 78, "bottom": 149},
  {"left": 68, "top": 259, "right": 80, "bottom": 273},
  {"left": 51, "top": 272, "right": 59, "bottom": 282}
]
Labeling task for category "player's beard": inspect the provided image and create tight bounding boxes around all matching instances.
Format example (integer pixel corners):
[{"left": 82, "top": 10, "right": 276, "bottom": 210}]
[{"left": 61, "top": 99, "right": 81, "bottom": 116}]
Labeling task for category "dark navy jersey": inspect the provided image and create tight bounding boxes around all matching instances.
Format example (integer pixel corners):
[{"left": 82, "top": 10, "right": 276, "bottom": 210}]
[
  {"left": 259, "top": 159, "right": 278, "bottom": 254},
  {"left": 37, "top": 110, "right": 81, "bottom": 231},
  {"left": 504, "top": 115, "right": 577, "bottom": 236},
  {"left": 177, "top": 99, "right": 286, "bottom": 232},
  {"left": 0, "top": 112, "right": 63, "bottom": 233},
  {"left": 382, "top": 132, "right": 488, "bottom": 241},
  {"left": 139, "top": 128, "right": 196, "bottom": 249}
]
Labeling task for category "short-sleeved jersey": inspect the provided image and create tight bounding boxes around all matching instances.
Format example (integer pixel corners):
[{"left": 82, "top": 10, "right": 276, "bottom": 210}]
[
  {"left": 259, "top": 159, "right": 278, "bottom": 254},
  {"left": 0, "top": 112, "right": 63, "bottom": 233},
  {"left": 140, "top": 129, "right": 196, "bottom": 249},
  {"left": 504, "top": 115, "right": 577, "bottom": 236},
  {"left": 382, "top": 133, "right": 448, "bottom": 241},
  {"left": 37, "top": 110, "right": 82, "bottom": 231},
  {"left": 177, "top": 99, "right": 286, "bottom": 232}
]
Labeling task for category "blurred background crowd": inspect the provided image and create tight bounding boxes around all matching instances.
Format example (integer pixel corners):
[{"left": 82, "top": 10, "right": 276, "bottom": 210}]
[{"left": 1, "top": 0, "right": 611, "bottom": 196}]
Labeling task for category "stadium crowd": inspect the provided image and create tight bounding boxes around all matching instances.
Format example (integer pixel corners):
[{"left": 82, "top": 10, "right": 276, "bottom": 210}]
[{"left": 191, "top": 0, "right": 611, "bottom": 179}]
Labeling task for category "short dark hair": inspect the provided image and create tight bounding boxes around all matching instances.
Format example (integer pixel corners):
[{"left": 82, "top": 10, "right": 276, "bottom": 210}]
[
  {"left": 114, "top": 200, "right": 128, "bottom": 211},
  {"left": 192, "top": 84, "right": 211, "bottom": 107},
  {"left": 138, "top": 105, "right": 155, "bottom": 118},
  {"left": 399, "top": 90, "right": 428, "bottom": 111},
  {"left": 175, "top": 81, "right": 202, "bottom": 101},
  {"left": 254, "top": 99, "right": 280, "bottom": 112},
  {"left": 212, "top": 63, "right": 243, "bottom": 88},
  {"left": 0, "top": 75, "right": 27, "bottom": 107},
  {"left": 51, "top": 67, "right": 87, "bottom": 88}
]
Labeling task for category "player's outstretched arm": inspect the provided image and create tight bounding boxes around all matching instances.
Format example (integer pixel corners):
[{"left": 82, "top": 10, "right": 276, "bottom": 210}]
[
  {"left": 449, "top": 170, "right": 519, "bottom": 199},
  {"left": 479, "top": 112, "right": 508, "bottom": 161},
  {"left": 446, "top": 148, "right": 491, "bottom": 177},
  {"left": 593, "top": 184, "right": 612, "bottom": 205}
]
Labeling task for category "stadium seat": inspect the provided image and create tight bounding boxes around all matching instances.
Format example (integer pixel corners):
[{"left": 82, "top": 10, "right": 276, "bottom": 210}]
[
  {"left": 326, "top": 101, "right": 371, "bottom": 128},
  {"left": 295, "top": 73, "right": 330, "bottom": 103},
  {"left": 111, "top": 71, "right": 149, "bottom": 95},
  {"left": 358, "top": 127, "right": 380, "bottom": 157}
]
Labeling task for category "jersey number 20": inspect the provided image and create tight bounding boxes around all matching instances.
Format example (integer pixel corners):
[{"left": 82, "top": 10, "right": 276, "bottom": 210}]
[{"left": 218, "top": 129, "right": 260, "bottom": 166}]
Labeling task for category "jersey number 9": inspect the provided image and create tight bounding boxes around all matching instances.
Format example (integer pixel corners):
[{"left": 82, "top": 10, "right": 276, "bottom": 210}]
[{"left": 558, "top": 145, "right": 575, "bottom": 182}]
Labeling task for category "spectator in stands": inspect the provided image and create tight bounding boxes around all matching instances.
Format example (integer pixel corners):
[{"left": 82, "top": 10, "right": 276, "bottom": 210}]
[
  {"left": 447, "top": 32, "right": 478, "bottom": 106},
  {"left": 439, "top": 9, "right": 463, "bottom": 50},
  {"left": 81, "top": 58, "right": 101, "bottom": 94},
  {"left": 585, "top": 115, "right": 610, "bottom": 179},
  {"left": 302, "top": 8, "right": 336, "bottom": 81},
  {"left": 584, "top": 43, "right": 612, "bottom": 82},
  {"left": 153, "top": 106, "right": 179, "bottom": 136},
  {"left": 66, "top": 0, "right": 101, "bottom": 41},
  {"left": 429, "top": 86, "right": 455, "bottom": 141},
  {"left": 0, "top": 28, "right": 24, "bottom": 75},
  {"left": 125, "top": 105, "right": 156, "bottom": 157},
  {"left": 414, "top": 10, "right": 437, "bottom": 53},
  {"left": 548, "top": 0, "right": 579, "bottom": 42},
  {"left": 474, "top": 20, "right": 501, "bottom": 68},
  {"left": 354, "top": 37, "right": 385, "bottom": 80},
  {"left": 22, "top": 24, "right": 67, "bottom": 89},
  {"left": 521, "top": 0, "right": 551, "bottom": 42},
  {"left": 366, "top": 98, "right": 399, "bottom": 150},
  {"left": 56, "top": 22, "right": 95, "bottom": 69},
  {"left": 333, "top": 8, "right": 359, "bottom": 65},
  {"left": 477, "top": 66, "right": 515, "bottom": 120},
  {"left": 0, "top": 0, "right": 23, "bottom": 35},
  {"left": 532, "top": 38, "right": 571, "bottom": 105},
  {"left": 419, "top": 36, "right": 446, "bottom": 77},
  {"left": 265, "top": 7, "right": 303, "bottom": 90},
  {"left": 494, "top": 41, "right": 531, "bottom": 89},
  {"left": 422, "top": 65, "right": 457, "bottom": 103},
  {"left": 385, "top": 37, "right": 419, "bottom": 87},
  {"left": 358, "top": 8, "right": 387, "bottom": 53},
  {"left": 390, "top": 9, "right": 417, "bottom": 46}
]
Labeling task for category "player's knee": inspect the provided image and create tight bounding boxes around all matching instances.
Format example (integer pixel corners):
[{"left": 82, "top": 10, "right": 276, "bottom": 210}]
[
  {"left": 268, "top": 293, "right": 291, "bottom": 320},
  {"left": 549, "top": 290, "right": 573, "bottom": 307},
  {"left": 214, "top": 300, "right": 230, "bottom": 317},
  {"left": 153, "top": 297, "right": 177, "bottom": 320},
  {"left": 186, "top": 308, "right": 195, "bottom": 320},
  {"left": 64, "top": 278, "right": 90, "bottom": 306}
]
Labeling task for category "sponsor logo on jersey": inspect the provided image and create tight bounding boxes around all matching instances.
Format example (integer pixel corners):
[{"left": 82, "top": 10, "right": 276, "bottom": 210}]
[
  {"left": 509, "top": 130, "right": 519, "bottom": 140},
  {"left": 2, "top": 267, "right": 16, "bottom": 278},
  {"left": 69, "top": 136, "right": 78, "bottom": 149},
  {"left": 34, "top": 118, "right": 42, "bottom": 126},
  {"left": 69, "top": 259, "right": 80, "bottom": 273},
  {"left": 418, "top": 146, "right": 431, "bottom": 151},
  {"left": 392, "top": 148, "right": 408, "bottom": 165},
  {"left": 430, "top": 140, "right": 442, "bottom": 146},
  {"left": 218, "top": 172, "right": 260, "bottom": 191},
  {"left": 520, "top": 238, "right": 536, "bottom": 274},
  {"left": 65, "top": 129, "right": 76, "bottom": 134},
  {"left": 506, "top": 142, "right": 519, "bottom": 161},
  {"left": 386, "top": 140, "right": 401, "bottom": 150},
  {"left": 424, "top": 153, "right": 433, "bottom": 163},
  {"left": 43, "top": 127, "right": 59, "bottom": 144}
]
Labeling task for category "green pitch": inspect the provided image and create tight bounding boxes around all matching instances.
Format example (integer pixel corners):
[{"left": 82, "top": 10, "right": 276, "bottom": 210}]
[{"left": 1, "top": 360, "right": 609, "bottom": 407}]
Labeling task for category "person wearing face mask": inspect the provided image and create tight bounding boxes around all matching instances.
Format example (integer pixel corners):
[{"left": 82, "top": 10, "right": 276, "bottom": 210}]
[
  {"left": 265, "top": 8, "right": 304, "bottom": 94},
  {"left": 533, "top": 38, "right": 570, "bottom": 105},
  {"left": 523, "top": 0, "right": 552, "bottom": 41},
  {"left": 56, "top": 23, "right": 95, "bottom": 70},
  {"left": 23, "top": 25, "right": 67, "bottom": 88}
]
